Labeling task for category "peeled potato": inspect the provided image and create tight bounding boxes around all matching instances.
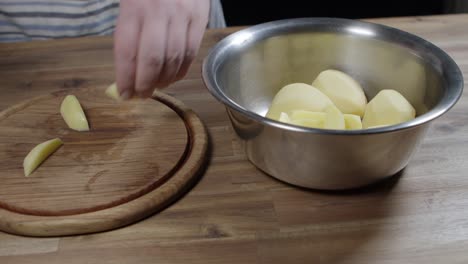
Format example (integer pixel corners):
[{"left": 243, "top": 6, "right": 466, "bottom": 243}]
[
  {"left": 312, "top": 69, "right": 367, "bottom": 117},
  {"left": 291, "top": 110, "right": 326, "bottom": 121},
  {"left": 105, "top": 83, "right": 122, "bottom": 101},
  {"left": 23, "top": 138, "right": 63, "bottom": 177},
  {"left": 362, "top": 89, "right": 416, "bottom": 128},
  {"left": 266, "top": 83, "right": 333, "bottom": 120},
  {"left": 367, "top": 125, "right": 389, "bottom": 129},
  {"left": 278, "top": 112, "right": 291, "bottom": 123},
  {"left": 323, "top": 105, "right": 345, "bottom": 130},
  {"left": 344, "top": 114, "right": 363, "bottom": 130},
  {"left": 277, "top": 111, "right": 325, "bottom": 129},
  {"left": 290, "top": 118, "right": 324, "bottom": 129},
  {"left": 60, "top": 95, "right": 89, "bottom": 131},
  {"left": 291, "top": 110, "right": 326, "bottom": 129}
]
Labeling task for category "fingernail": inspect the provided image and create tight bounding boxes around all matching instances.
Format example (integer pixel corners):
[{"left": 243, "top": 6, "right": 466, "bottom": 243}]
[{"left": 120, "top": 90, "right": 132, "bottom": 100}]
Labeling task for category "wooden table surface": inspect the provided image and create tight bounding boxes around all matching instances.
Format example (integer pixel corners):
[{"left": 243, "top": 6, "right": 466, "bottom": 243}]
[{"left": 0, "top": 14, "right": 467, "bottom": 264}]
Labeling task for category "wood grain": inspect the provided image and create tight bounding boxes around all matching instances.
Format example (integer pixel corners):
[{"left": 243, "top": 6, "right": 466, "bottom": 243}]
[
  {"left": 0, "top": 90, "right": 208, "bottom": 236},
  {"left": 0, "top": 87, "right": 188, "bottom": 216},
  {"left": 0, "top": 14, "right": 467, "bottom": 263}
]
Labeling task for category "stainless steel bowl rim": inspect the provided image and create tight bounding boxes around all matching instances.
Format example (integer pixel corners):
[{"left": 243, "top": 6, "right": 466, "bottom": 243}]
[{"left": 202, "top": 17, "right": 464, "bottom": 135}]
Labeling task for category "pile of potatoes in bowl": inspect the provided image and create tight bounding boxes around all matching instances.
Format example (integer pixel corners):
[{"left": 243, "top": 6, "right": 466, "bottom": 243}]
[{"left": 266, "top": 69, "right": 416, "bottom": 130}]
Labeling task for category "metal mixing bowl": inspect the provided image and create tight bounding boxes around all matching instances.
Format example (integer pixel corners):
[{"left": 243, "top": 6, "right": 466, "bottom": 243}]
[{"left": 202, "top": 18, "right": 464, "bottom": 190}]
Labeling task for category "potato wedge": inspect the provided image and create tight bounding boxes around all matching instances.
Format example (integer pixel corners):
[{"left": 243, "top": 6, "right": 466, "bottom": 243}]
[
  {"left": 60, "top": 95, "right": 89, "bottom": 131},
  {"left": 266, "top": 83, "right": 333, "bottom": 120},
  {"left": 312, "top": 69, "right": 367, "bottom": 117},
  {"left": 363, "top": 89, "right": 416, "bottom": 128},
  {"left": 23, "top": 138, "right": 63, "bottom": 177}
]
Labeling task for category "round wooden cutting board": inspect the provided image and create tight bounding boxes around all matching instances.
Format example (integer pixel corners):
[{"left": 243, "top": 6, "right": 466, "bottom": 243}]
[{"left": 0, "top": 88, "right": 208, "bottom": 237}]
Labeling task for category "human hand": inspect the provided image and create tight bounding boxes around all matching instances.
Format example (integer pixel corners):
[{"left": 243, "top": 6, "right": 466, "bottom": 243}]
[{"left": 114, "top": 0, "right": 210, "bottom": 99}]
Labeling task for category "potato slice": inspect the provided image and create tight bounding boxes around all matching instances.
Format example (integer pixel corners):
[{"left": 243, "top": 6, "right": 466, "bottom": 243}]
[
  {"left": 367, "top": 125, "right": 389, "bottom": 129},
  {"left": 362, "top": 89, "right": 416, "bottom": 128},
  {"left": 291, "top": 110, "right": 326, "bottom": 128},
  {"left": 344, "top": 114, "right": 363, "bottom": 130},
  {"left": 290, "top": 118, "right": 324, "bottom": 129},
  {"left": 323, "top": 104, "right": 345, "bottom": 130},
  {"left": 276, "top": 111, "right": 325, "bottom": 129},
  {"left": 60, "top": 95, "right": 89, "bottom": 131},
  {"left": 278, "top": 107, "right": 343, "bottom": 130},
  {"left": 278, "top": 112, "right": 291, "bottom": 123},
  {"left": 291, "top": 110, "right": 326, "bottom": 121},
  {"left": 23, "top": 138, "right": 63, "bottom": 177},
  {"left": 106, "top": 82, "right": 139, "bottom": 101},
  {"left": 105, "top": 83, "right": 122, "bottom": 101},
  {"left": 266, "top": 83, "right": 333, "bottom": 120},
  {"left": 312, "top": 69, "right": 367, "bottom": 117}
]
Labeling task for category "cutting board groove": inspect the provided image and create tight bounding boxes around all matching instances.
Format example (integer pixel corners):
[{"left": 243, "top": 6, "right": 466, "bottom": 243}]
[{"left": 0, "top": 89, "right": 208, "bottom": 237}]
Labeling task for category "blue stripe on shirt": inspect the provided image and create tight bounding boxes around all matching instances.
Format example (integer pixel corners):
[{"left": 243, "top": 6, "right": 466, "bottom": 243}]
[
  {"left": 0, "top": 14, "right": 117, "bottom": 31},
  {"left": 0, "top": 3, "right": 119, "bottom": 19},
  {"left": 0, "top": 25, "right": 115, "bottom": 38},
  {"left": 0, "top": 0, "right": 102, "bottom": 8}
]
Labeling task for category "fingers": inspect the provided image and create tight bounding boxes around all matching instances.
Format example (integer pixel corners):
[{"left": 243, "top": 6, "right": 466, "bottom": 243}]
[
  {"left": 156, "top": 15, "right": 188, "bottom": 87},
  {"left": 114, "top": 0, "right": 210, "bottom": 99},
  {"left": 175, "top": 18, "right": 206, "bottom": 81},
  {"left": 134, "top": 16, "right": 168, "bottom": 98},
  {"left": 175, "top": 1, "right": 209, "bottom": 81},
  {"left": 114, "top": 0, "right": 142, "bottom": 99}
]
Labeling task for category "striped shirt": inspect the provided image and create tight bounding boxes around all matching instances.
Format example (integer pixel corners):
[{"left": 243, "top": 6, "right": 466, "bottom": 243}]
[{"left": 0, "top": 0, "right": 226, "bottom": 42}]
